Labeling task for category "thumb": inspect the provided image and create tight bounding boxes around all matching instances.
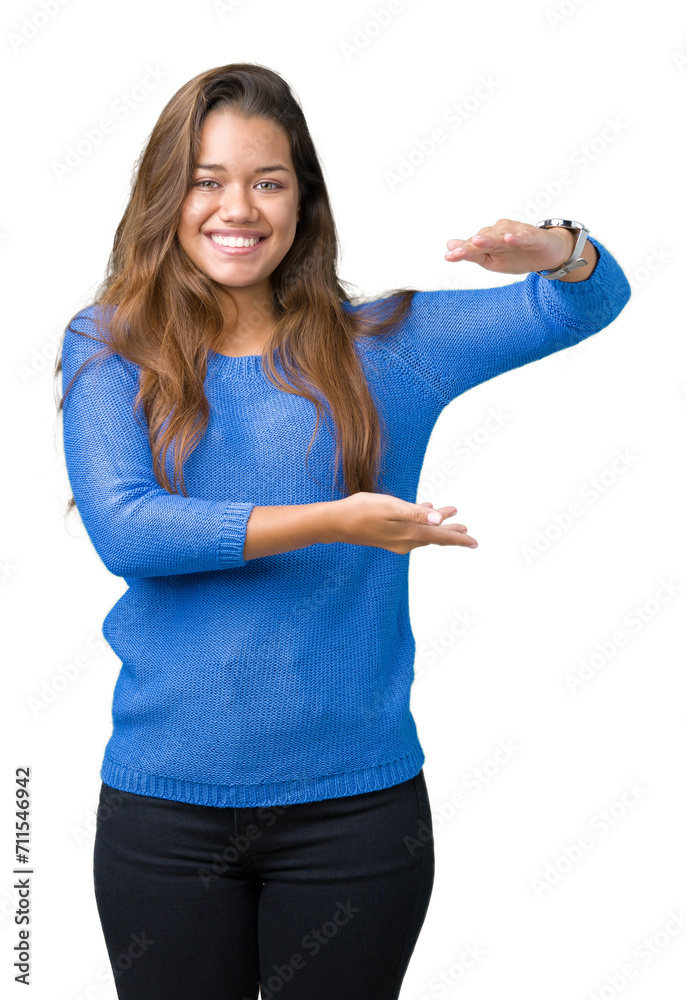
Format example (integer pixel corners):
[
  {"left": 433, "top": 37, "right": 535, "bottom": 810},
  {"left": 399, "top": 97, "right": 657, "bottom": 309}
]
[{"left": 414, "top": 502, "right": 443, "bottom": 525}]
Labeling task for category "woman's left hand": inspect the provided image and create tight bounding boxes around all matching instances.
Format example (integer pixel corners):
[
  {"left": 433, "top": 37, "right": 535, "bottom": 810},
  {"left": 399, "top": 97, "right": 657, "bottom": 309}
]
[{"left": 445, "top": 218, "right": 575, "bottom": 275}]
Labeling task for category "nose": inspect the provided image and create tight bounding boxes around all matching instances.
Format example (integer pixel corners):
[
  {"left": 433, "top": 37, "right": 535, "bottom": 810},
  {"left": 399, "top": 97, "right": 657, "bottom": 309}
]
[{"left": 217, "top": 182, "right": 259, "bottom": 223}]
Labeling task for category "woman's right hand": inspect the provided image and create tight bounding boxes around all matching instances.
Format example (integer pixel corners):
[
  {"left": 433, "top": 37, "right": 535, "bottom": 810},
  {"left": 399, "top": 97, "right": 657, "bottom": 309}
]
[{"left": 329, "top": 491, "right": 478, "bottom": 554}]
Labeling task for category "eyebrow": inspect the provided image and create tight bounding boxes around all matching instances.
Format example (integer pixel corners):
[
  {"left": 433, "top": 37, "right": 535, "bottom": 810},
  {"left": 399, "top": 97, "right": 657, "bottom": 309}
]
[{"left": 195, "top": 163, "right": 292, "bottom": 174}]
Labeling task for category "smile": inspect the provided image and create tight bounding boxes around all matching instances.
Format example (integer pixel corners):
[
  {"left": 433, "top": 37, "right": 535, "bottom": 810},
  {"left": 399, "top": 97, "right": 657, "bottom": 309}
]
[
  {"left": 205, "top": 234, "right": 267, "bottom": 256},
  {"left": 207, "top": 236, "right": 268, "bottom": 257}
]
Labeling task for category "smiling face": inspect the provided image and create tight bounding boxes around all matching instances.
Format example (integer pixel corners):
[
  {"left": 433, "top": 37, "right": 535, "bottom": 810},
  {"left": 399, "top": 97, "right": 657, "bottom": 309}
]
[{"left": 177, "top": 109, "right": 301, "bottom": 311}]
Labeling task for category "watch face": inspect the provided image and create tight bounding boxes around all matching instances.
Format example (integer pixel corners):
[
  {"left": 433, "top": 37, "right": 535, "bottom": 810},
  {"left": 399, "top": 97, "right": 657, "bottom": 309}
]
[{"left": 537, "top": 218, "right": 587, "bottom": 233}]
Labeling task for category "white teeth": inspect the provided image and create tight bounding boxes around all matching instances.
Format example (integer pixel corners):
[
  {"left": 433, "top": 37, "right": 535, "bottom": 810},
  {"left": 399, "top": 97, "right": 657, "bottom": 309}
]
[{"left": 210, "top": 235, "right": 262, "bottom": 247}]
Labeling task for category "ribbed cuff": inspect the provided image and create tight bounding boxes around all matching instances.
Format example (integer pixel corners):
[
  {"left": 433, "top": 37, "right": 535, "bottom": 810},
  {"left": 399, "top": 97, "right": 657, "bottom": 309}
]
[
  {"left": 217, "top": 502, "right": 255, "bottom": 568},
  {"left": 533, "top": 235, "right": 632, "bottom": 328}
]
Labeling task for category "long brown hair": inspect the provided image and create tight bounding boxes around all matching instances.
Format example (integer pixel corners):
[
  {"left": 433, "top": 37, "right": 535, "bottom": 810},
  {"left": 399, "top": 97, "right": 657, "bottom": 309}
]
[{"left": 54, "top": 62, "right": 418, "bottom": 512}]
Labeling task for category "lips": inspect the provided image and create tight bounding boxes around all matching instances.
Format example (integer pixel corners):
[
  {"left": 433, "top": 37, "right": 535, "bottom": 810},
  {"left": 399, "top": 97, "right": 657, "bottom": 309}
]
[
  {"left": 204, "top": 233, "right": 267, "bottom": 256},
  {"left": 204, "top": 230, "right": 268, "bottom": 239}
]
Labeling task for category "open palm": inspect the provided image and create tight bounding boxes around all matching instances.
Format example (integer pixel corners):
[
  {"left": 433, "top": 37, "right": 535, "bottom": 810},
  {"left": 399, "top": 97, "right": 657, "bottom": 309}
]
[{"left": 445, "top": 218, "right": 575, "bottom": 274}]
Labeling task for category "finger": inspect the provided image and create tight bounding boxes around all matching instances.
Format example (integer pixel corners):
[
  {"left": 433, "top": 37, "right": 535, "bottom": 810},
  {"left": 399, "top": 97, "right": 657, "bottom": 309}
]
[
  {"left": 424, "top": 524, "right": 478, "bottom": 547},
  {"left": 435, "top": 506, "right": 464, "bottom": 528},
  {"left": 468, "top": 232, "right": 502, "bottom": 249},
  {"left": 399, "top": 502, "right": 460, "bottom": 526},
  {"left": 464, "top": 229, "right": 516, "bottom": 248},
  {"left": 446, "top": 232, "right": 519, "bottom": 263},
  {"left": 445, "top": 239, "right": 488, "bottom": 262},
  {"left": 482, "top": 229, "right": 535, "bottom": 247},
  {"left": 424, "top": 505, "right": 459, "bottom": 525},
  {"left": 420, "top": 502, "right": 467, "bottom": 529},
  {"left": 503, "top": 230, "right": 539, "bottom": 249},
  {"left": 445, "top": 239, "right": 470, "bottom": 259}
]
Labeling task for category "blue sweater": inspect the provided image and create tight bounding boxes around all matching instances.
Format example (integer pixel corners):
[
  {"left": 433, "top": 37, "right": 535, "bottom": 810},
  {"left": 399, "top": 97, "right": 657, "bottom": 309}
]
[{"left": 61, "top": 235, "right": 631, "bottom": 808}]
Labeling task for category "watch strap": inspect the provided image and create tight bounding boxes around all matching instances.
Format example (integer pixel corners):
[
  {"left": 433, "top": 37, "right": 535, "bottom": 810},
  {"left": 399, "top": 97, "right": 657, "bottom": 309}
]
[{"left": 535, "top": 219, "right": 590, "bottom": 279}]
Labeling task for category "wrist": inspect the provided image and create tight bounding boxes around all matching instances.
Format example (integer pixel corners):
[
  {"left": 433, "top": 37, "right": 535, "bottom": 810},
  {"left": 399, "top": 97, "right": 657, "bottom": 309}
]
[
  {"left": 556, "top": 238, "right": 599, "bottom": 282},
  {"left": 535, "top": 219, "right": 594, "bottom": 280},
  {"left": 550, "top": 226, "right": 576, "bottom": 268},
  {"left": 312, "top": 498, "right": 347, "bottom": 545}
]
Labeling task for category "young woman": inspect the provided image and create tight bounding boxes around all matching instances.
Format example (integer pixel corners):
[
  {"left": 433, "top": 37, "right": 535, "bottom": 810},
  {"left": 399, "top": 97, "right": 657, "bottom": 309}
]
[{"left": 56, "top": 62, "right": 631, "bottom": 1000}]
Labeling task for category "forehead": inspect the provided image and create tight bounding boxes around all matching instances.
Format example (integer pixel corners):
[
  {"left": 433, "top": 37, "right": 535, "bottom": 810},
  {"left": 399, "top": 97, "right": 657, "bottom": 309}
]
[{"left": 197, "top": 111, "right": 292, "bottom": 166}]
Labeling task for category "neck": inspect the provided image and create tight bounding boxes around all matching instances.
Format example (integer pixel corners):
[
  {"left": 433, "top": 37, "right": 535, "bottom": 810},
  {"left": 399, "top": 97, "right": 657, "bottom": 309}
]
[{"left": 213, "top": 283, "right": 277, "bottom": 356}]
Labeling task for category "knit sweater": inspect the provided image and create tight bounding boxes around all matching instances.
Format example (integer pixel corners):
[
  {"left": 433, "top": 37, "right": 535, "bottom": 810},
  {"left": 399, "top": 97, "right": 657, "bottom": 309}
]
[{"left": 61, "top": 235, "right": 631, "bottom": 808}]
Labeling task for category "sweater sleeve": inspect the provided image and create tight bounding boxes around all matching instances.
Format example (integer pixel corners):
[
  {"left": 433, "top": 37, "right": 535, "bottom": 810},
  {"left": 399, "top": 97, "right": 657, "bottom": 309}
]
[
  {"left": 388, "top": 234, "right": 632, "bottom": 407},
  {"left": 61, "top": 307, "right": 255, "bottom": 578}
]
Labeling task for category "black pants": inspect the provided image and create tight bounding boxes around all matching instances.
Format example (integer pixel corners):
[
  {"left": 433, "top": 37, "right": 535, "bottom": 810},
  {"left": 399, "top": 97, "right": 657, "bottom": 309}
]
[{"left": 93, "top": 770, "right": 435, "bottom": 999}]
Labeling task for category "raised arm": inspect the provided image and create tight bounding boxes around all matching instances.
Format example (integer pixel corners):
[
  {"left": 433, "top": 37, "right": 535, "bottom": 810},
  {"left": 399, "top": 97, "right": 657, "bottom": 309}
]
[{"left": 388, "top": 234, "right": 632, "bottom": 407}]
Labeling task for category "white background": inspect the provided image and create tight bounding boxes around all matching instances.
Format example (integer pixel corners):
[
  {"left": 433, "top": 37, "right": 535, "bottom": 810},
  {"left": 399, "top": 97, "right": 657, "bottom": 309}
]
[{"left": 2, "top": 0, "right": 686, "bottom": 997}]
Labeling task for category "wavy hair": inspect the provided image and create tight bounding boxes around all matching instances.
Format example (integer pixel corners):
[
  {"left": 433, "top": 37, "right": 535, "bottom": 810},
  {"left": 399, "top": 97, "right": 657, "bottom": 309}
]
[{"left": 54, "top": 62, "right": 418, "bottom": 511}]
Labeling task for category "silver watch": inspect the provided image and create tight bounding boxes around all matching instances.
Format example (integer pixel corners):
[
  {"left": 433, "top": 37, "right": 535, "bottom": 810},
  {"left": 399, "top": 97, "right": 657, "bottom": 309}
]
[{"left": 535, "top": 219, "right": 590, "bottom": 279}]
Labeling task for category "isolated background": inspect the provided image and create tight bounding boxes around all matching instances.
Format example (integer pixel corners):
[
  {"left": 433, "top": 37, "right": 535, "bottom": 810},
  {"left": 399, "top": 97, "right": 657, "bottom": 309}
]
[{"left": 2, "top": 0, "right": 686, "bottom": 997}]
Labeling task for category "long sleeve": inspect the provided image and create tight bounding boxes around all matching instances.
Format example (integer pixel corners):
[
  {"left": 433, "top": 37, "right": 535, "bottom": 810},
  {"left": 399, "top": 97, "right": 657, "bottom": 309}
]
[
  {"left": 60, "top": 307, "right": 255, "bottom": 579},
  {"left": 386, "top": 234, "right": 632, "bottom": 407}
]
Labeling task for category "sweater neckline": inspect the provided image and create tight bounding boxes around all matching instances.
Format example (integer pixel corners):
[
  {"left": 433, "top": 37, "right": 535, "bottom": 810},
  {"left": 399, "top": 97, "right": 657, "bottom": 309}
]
[
  {"left": 205, "top": 300, "right": 358, "bottom": 378},
  {"left": 206, "top": 346, "right": 279, "bottom": 378}
]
